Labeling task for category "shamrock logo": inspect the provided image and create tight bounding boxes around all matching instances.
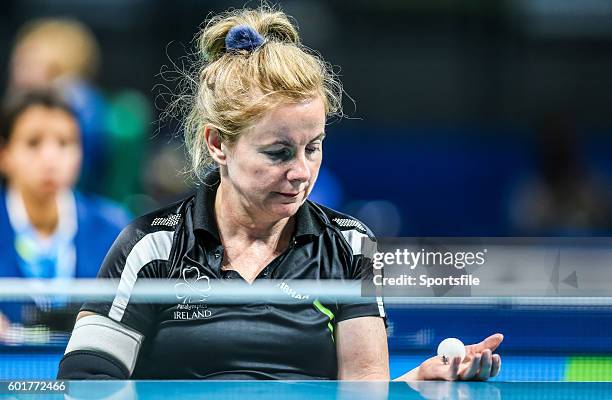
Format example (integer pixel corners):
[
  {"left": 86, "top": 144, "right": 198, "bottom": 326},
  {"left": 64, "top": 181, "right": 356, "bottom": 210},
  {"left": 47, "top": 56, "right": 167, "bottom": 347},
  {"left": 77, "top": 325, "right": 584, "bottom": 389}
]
[{"left": 174, "top": 266, "right": 211, "bottom": 303}]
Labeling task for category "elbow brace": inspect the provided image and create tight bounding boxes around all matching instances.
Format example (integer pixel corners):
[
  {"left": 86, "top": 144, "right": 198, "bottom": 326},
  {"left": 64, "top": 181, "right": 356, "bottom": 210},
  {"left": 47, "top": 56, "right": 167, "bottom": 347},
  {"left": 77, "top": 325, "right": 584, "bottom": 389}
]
[
  {"left": 57, "top": 314, "right": 143, "bottom": 379},
  {"left": 57, "top": 350, "right": 129, "bottom": 380}
]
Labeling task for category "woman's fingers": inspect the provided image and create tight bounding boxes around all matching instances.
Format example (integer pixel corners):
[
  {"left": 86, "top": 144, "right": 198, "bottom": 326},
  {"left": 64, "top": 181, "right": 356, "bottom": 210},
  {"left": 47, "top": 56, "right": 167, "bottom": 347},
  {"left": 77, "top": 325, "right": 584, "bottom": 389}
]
[
  {"left": 466, "top": 333, "right": 504, "bottom": 354},
  {"left": 460, "top": 353, "right": 481, "bottom": 380},
  {"left": 446, "top": 356, "right": 461, "bottom": 381},
  {"left": 429, "top": 351, "right": 500, "bottom": 382},
  {"left": 477, "top": 350, "right": 492, "bottom": 380},
  {"left": 490, "top": 354, "right": 501, "bottom": 377}
]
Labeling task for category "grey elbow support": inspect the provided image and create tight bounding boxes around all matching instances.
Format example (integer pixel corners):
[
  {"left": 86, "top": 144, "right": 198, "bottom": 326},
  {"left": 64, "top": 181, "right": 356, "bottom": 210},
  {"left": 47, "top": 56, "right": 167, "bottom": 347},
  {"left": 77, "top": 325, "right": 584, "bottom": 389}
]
[{"left": 58, "top": 314, "right": 144, "bottom": 379}]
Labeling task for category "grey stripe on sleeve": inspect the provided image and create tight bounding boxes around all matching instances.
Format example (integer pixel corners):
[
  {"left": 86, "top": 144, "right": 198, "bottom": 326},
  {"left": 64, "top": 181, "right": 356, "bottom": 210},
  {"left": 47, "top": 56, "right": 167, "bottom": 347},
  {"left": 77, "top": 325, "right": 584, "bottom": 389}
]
[
  {"left": 340, "top": 229, "right": 385, "bottom": 318},
  {"left": 108, "top": 230, "right": 174, "bottom": 321}
]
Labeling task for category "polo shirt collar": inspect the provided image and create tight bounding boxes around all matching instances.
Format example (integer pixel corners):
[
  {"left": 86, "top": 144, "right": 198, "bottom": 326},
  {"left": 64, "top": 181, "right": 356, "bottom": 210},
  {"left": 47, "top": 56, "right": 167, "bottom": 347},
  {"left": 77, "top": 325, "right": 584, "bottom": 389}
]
[{"left": 192, "top": 168, "right": 325, "bottom": 241}]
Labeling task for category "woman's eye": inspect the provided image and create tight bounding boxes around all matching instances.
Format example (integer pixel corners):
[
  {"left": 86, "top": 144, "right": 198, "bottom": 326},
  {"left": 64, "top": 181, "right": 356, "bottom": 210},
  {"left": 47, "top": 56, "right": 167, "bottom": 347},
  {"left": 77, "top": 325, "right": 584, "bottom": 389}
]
[
  {"left": 26, "top": 138, "right": 40, "bottom": 148},
  {"left": 59, "top": 137, "right": 76, "bottom": 147},
  {"left": 306, "top": 145, "right": 320, "bottom": 155},
  {"left": 265, "top": 148, "right": 293, "bottom": 161}
]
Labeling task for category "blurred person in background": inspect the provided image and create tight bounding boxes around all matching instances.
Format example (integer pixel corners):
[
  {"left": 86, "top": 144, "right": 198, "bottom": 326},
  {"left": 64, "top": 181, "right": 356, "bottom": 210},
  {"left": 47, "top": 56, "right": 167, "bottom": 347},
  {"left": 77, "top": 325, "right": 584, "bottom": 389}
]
[
  {"left": 0, "top": 90, "right": 130, "bottom": 336},
  {"left": 509, "top": 114, "right": 612, "bottom": 235},
  {"left": 8, "top": 18, "right": 152, "bottom": 213}
]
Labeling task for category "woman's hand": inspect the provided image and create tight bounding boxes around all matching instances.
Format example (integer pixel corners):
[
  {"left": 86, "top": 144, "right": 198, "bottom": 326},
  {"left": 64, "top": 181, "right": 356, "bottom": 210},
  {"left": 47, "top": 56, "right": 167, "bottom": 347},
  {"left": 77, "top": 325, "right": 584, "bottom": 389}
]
[
  {"left": 396, "top": 333, "right": 503, "bottom": 382},
  {"left": 419, "top": 333, "right": 503, "bottom": 381}
]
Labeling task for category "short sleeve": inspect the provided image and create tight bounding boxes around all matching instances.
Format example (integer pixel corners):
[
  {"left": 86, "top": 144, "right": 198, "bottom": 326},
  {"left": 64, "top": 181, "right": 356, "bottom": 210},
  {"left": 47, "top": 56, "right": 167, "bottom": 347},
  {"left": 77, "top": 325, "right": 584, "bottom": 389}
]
[
  {"left": 333, "top": 218, "right": 386, "bottom": 323},
  {"left": 80, "top": 216, "right": 176, "bottom": 336}
]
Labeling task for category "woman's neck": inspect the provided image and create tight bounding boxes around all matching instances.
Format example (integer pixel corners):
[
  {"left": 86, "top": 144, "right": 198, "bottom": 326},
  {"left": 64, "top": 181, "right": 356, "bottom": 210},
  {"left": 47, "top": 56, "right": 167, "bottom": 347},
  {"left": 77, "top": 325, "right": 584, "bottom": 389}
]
[
  {"left": 214, "top": 182, "right": 292, "bottom": 246},
  {"left": 15, "top": 187, "right": 59, "bottom": 238}
]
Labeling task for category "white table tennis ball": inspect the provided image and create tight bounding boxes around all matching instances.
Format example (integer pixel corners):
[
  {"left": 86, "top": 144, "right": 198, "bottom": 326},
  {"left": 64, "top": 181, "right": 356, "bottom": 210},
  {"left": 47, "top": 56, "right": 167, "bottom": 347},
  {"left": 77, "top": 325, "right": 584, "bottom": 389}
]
[{"left": 437, "top": 338, "right": 466, "bottom": 363}]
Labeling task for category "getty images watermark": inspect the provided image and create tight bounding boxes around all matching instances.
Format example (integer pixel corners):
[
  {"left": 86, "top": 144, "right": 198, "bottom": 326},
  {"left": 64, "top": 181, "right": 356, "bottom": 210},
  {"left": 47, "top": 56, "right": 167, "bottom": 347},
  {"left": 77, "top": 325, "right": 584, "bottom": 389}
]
[
  {"left": 372, "top": 248, "right": 485, "bottom": 287},
  {"left": 361, "top": 237, "right": 612, "bottom": 297}
]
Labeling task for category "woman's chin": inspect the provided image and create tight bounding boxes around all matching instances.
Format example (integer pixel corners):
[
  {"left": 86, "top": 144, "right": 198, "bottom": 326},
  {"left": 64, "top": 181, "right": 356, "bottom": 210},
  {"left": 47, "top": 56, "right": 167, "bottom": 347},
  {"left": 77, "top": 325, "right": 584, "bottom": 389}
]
[
  {"left": 23, "top": 182, "right": 61, "bottom": 199},
  {"left": 268, "top": 202, "right": 302, "bottom": 219}
]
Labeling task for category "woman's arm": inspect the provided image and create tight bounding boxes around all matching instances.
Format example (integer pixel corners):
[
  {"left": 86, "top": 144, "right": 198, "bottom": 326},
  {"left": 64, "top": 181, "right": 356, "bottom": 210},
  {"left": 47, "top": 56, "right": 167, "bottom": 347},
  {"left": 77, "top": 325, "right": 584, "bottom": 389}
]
[
  {"left": 0, "top": 312, "right": 10, "bottom": 342},
  {"left": 57, "top": 213, "right": 172, "bottom": 379},
  {"left": 336, "top": 318, "right": 503, "bottom": 382},
  {"left": 57, "top": 311, "right": 144, "bottom": 379},
  {"left": 335, "top": 316, "right": 390, "bottom": 380}
]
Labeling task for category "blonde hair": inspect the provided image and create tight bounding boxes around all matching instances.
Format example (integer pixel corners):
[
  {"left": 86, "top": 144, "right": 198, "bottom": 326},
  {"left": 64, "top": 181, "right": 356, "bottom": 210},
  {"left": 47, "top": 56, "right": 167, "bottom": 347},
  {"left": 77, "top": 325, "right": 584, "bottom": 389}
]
[
  {"left": 184, "top": 5, "right": 343, "bottom": 182},
  {"left": 12, "top": 18, "right": 100, "bottom": 80}
]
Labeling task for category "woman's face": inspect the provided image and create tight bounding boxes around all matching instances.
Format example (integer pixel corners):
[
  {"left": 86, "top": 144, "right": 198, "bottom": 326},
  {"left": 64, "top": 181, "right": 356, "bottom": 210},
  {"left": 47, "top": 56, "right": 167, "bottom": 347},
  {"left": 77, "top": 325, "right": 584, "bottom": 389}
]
[
  {"left": 1, "top": 105, "right": 82, "bottom": 197},
  {"left": 222, "top": 96, "right": 326, "bottom": 221}
]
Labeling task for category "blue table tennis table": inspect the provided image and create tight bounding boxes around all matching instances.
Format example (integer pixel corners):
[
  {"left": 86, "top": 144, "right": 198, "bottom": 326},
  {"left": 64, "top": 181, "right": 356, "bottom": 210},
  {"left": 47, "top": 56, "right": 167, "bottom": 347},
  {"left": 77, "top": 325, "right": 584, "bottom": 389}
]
[{"left": 2, "top": 381, "right": 612, "bottom": 399}]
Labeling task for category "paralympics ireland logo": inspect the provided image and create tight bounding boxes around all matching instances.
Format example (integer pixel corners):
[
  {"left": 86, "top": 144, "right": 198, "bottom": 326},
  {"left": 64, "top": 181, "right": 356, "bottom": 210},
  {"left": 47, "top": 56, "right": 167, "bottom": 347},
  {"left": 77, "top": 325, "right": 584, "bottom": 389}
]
[{"left": 174, "top": 266, "right": 211, "bottom": 304}]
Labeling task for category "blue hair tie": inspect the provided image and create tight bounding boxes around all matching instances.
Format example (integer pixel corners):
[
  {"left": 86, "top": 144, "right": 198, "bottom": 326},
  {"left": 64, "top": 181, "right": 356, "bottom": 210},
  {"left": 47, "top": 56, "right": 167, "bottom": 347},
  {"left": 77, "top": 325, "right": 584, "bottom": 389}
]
[{"left": 225, "top": 25, "right": 265, "bottom": 52}]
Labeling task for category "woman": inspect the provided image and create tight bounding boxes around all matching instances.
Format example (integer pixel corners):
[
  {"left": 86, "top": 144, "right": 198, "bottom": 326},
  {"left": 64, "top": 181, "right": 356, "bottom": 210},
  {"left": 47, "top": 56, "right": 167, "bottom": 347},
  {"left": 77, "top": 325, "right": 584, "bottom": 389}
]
[
  {"left": 58, "top": 6, "right": 502, "bottom": 380},
  {"left": 0, "top": 90, "right": 130, "bottom": 332}
]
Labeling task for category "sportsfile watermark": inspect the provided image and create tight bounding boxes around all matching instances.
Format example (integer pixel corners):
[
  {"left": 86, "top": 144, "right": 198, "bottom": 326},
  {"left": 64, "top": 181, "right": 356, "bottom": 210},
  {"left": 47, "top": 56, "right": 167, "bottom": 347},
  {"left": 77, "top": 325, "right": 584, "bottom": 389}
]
[{"left": 361, "top": 237, "right": 612, "bottom": 297}]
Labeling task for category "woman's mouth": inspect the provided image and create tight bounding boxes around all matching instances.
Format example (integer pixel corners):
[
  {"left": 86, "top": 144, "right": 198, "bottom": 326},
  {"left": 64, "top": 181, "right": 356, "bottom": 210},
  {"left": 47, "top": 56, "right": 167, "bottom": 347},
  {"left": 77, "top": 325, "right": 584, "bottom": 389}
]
[{"left": 276, "top": 192, "right": 301, "bottom": 198}]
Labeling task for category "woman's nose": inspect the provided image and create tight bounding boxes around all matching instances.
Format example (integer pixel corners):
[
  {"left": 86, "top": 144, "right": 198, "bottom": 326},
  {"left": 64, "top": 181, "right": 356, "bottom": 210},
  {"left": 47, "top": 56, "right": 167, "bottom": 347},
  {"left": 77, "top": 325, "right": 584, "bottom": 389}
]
[{"left": 287, "top": 153, "right": 311, "bottom": 183}]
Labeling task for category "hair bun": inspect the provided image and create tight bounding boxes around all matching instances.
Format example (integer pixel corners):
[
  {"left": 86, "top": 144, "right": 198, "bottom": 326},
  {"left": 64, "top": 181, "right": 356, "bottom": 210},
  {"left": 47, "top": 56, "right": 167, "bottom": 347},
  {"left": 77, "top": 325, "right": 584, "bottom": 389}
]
[{"left": 225, "top": 25, "right": 264, "bottom": 52}]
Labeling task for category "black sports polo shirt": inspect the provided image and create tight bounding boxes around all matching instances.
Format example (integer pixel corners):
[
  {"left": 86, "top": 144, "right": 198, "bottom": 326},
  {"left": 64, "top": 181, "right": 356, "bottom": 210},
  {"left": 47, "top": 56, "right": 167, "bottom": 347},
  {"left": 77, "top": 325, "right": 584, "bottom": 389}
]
[{"left": 82, "top": 170, "right": 385, "bottom": 380}]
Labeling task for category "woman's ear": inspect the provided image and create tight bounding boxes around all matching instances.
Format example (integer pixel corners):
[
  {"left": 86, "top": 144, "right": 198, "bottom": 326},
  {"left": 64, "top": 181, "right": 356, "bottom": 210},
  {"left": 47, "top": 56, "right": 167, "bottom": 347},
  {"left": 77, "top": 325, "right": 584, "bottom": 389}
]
[{"left": 204, "top": 127, "right": 227, "bottom": 166}]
